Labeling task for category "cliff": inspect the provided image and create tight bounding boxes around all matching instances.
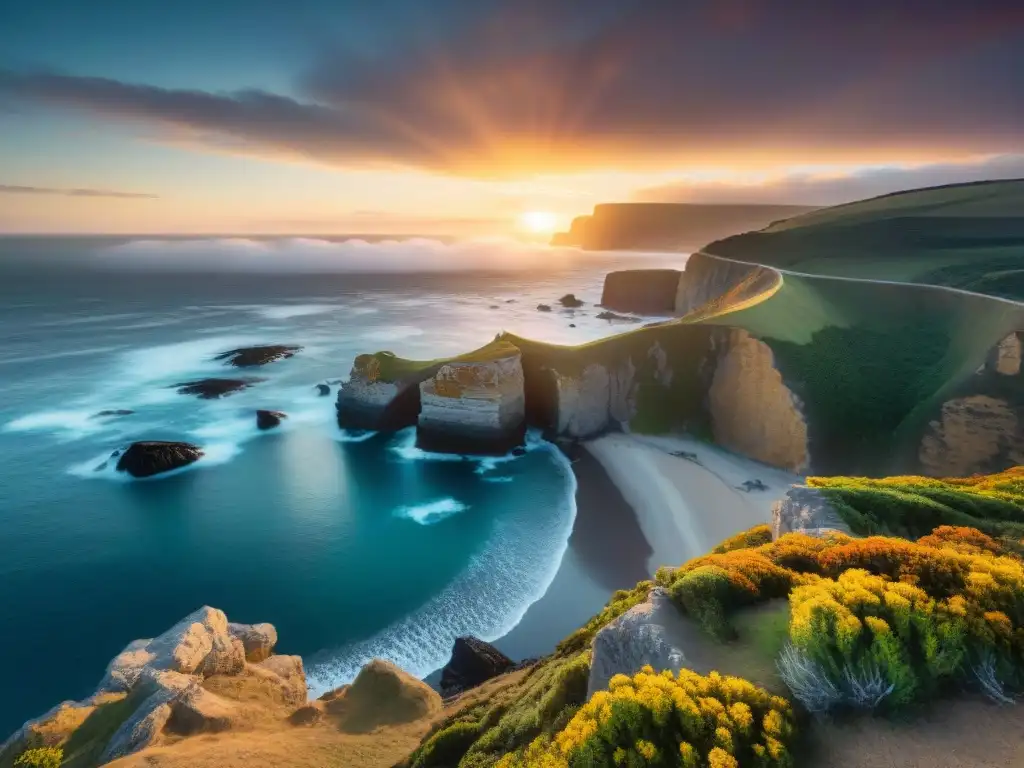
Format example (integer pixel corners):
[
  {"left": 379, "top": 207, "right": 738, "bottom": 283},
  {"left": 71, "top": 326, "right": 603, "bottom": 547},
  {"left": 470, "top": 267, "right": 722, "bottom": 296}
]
[{"left": 550, "top": 202, "right": 813, "bottom": 251}]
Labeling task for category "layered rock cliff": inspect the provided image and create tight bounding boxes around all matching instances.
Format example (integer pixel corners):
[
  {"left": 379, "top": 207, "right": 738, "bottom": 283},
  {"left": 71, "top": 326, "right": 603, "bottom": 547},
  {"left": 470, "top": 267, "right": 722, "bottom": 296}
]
[{"left": 600, "top": 269, "right": 682, "bottom": 314}]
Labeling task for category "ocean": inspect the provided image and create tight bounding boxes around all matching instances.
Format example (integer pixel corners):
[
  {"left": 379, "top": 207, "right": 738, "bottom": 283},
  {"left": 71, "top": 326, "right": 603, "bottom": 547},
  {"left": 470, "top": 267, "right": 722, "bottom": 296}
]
[{"left": 0, "top": 236, "right": 681, "bottom": 734}]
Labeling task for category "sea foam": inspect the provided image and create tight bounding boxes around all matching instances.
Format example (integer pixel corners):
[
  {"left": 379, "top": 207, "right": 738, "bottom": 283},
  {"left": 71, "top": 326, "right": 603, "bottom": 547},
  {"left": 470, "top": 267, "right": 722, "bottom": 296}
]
[{"left": 394, "top": 497, "right": 469, "bottom": 525}]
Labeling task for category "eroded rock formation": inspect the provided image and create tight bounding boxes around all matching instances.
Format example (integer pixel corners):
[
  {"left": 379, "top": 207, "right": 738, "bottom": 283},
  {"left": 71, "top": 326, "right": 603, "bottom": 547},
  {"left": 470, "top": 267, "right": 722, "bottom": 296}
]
[
  {"left": 770, "top": 486, "right": 852, "bottom": 540},
  {"left": 440, "top": 636, "right": 515, "bottom": 697},
  {"left": 174, "top": 378, "right": 262, "bottom": 399},
  {"left": 336, "top": 353, "right": 418, "bottom": 430},
  {"left": 115, "top": 441, "right": 204, "bottom": 478},
  {"left": 553, "top": 359, "right": 637, "bottom": 439},
  {"left": 708, "top": 329, "right": 809, "bottom": 473},
  {"left": 214, "top": 345, "right": 301, "bottom": 368},
  {"left": 256, "top": 410, "right": 287, "bottom": 430}
]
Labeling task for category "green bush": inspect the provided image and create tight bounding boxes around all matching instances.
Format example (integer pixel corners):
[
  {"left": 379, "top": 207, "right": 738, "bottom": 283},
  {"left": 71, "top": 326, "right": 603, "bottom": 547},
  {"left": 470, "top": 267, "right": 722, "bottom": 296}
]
[
  {"left": 668, "top": 565, "right": 738, "bottom": 640},
  {"left": 14, "top": 747, "right": 63, "bottom": 768},
  {"left": 412, "top": 721, "right": 482, "bottom": 768}
]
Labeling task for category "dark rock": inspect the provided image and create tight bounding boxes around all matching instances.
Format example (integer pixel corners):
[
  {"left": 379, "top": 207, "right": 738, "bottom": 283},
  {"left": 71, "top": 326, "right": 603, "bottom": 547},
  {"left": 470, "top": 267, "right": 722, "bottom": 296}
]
[
  {"left": 439, "top": 636, "right": 514, "bottom": 696},
  {"left": 256, "top": 410, "right": 287, "bottom": 430},
  {"left": 559, "top": 293, "right": 584, "bottom": 308},
  {"left": 596, "top": 310, "right": 640, "bottom": 323},
  {"left": 214, "top": 345, "right": 301, "bottom": 368},
  {"left": 115, "top": 441, "right": 203, "bottom": 478},
  {"left": 505, "top": 299, "right": 516, "bottom": 304},
  {"left": 174, "top": 378, "right": 263, "bottom": 399},
  {"left": 315, "top": 383, "right": 331, "bottom": 396},
  {"left": 93, "top": 409, "right": 134, "bottom": 418},
  {"left": 568, "top": 323, "right": 576, "bottom": 328},
  {"left": 489, "top": 305, "right": 500, "bottom": 309},
  {"left": 536, "top": 304, "right": 552, "bottom": 312},
  {"left": 739, "top": 479, "right": 769, "bottom": 492},
  {"left": 601, "top": 269, "right": 682, "bottom": 313},
  {"left": 512, "top": 446, "right": 527, "bottom": 457},
  {"left": 670, "top": 450, "right": 700, "bottom": 463}
]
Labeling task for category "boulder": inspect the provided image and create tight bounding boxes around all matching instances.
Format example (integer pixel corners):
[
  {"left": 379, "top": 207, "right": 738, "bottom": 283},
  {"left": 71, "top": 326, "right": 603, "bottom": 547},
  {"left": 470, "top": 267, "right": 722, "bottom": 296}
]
[
  {"left": 587, "top": 588, "right": 689, "bottom": 699},
  {"left": 228, "top": 622, "right": 278, "bottom": 662},
  {"left": 559, "top": 293, "right": 584, "bottom": 308},
  {"left": 316, "top": 383, "right": 331, "bottom": 396},
  {"left": 174, "top": 377, "right": 263, "bottom": 399},
  {"left": 416, "top": 346, "right": 526, "bottom": 455},
  {"left": 214, "top": 345, "right": 301, "bottom": 368},
  {"left": 115, "top": 441, "right": 204, "bottom": 478},
  {"left": 600, "top": 269, "right": 682, "bottom": 314},
  {"left": 536, "top": 304, "right": 552, "bottom": 312},
  {"left": 322, "top": 659, "right": 441, "bottom": 732},
  {"left": 256, "top": 410, "right": 287, "bottom": 430},
  {"left": 439, "top": 636, "right": 515, "bottom": 696},
  {"left": 251, "top": 655, "right": 307, "bottom": 705},
  {"left": 770, "top": 486, "right": 852, "bottom": 540}
]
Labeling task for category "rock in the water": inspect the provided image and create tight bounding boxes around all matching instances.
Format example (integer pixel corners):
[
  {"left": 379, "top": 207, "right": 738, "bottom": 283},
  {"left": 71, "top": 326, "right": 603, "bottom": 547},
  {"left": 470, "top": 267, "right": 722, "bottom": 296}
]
[
  {"left": 596, "top": 310, "right": 639, "bottom": 322},
  {"left": 316, "top": 383, "right": 331, "bottom": 396},
  {"left": 771, "top": 486, "right": 852, "bottom": 540},
  {"left": 587, "top": 588, "right": 689, "bottom": 699},
  {"left": 601, "top": 269, "right": 682, "bottom": 313},
  {"left": 569, "top": 323, "right": 576, "bottom": 328},
  {"left": 214, "top": 344, "right": 301, "bottom": 368},
  {"left": 174, "top": 378, "right": 262, "bottom": 399},
  {"left": 440, "top": 636, "right": 515, "bottom": 696},
  {"left": 323, "top": 659, "right": 441, "bottom": 732},
  {"left": 336, "top": 353, "right": 421, "bottom": 431},
  {"left": 228, "top": 622, "right": 278, "bottom": 663},
  {"left": 256, "top": 410, "right": 287, "bottom": 430},
  {"left": 93, "top": 409, "right": 134, "bottom": 418},
  {"left": 115, "top": 441, "right": 203, "bottom": 478},
  {"left": 559, "top": 293, "right": 584, "bottom": 308},
  {"left": 416, "top": 345, "right": 526, "bottom": 455},
  {"left": 536, "top": 303, "right": 552, "bottom": 312}
]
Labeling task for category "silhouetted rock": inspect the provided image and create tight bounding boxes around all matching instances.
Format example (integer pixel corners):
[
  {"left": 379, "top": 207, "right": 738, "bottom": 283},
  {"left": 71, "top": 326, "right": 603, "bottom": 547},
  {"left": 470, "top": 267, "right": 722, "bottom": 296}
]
[
  {"left": 569, "top": 323, "right": 576, "bottom": 328},
  {"left": 316, "top": 383, "right": 331, "bottom": 396},
  {"left": 559, "top": 293, "right": 584, "bottom": 308},
  {"left": 256, "top": 410, "right": 287, "bottom": 430},
  {"left": 93, "top": 409, "right": 134, "bottom": 418},
  {"left": 536, "top": 304, "right": 552, "bottom": 312},
  {"left": 214, "top": 345, "right": 301, "bottom": 368},
  {"left": 174, "top": 378, "right": 263, "bottom": 399},
  {"left": 439, "top": 636, "right": 515, "bottom": 696},
  {"left": 115, "top": 441, "right": 203, "bottom": 478}
]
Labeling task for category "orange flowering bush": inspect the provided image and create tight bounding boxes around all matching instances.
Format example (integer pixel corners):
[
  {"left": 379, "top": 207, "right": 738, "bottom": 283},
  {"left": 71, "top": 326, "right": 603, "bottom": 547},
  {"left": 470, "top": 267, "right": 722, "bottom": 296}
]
[
  {"left": 712, "top": 525, "right": 773, "bottom": 554},
  {"left": 495, "top": 667, "right": 795, "bottom": 768}
]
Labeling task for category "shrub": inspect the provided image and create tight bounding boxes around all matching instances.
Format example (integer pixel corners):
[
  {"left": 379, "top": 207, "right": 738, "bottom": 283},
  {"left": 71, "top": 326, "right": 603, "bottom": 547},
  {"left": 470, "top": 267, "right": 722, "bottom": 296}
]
[
  {"left": 557, "top": 582, "right": 651, "bottom": 656},
  {"left": 713, "top": 525, "right": 773, "bottom": 554},
  {"left": 412, "top": 721, "right": 482, "bottom": 768},
  {"left": 494, "top": 667, "right": 796, "bottom": 768},
  {"left": 14, "top": 747, "right": 63, "bottom": 768}
]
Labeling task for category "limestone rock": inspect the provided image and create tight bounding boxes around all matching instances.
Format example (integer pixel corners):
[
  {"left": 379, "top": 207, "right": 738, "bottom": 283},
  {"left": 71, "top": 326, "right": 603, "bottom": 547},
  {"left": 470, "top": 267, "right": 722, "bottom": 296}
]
[
  {"left": 417, "top": 348, "right": 526, "bottom": 454},
  {"left": 252, "top": 654, "right": 308, "bottom": 705},
  {"left": 587, "top": 588, "right": 689, "bottom": 699},
  {"left": 115, "top": 441, "right": 204, "bottom": 478},
  {"left": 600, "top": 269, "right": 682, "bottom": 314},
  {"left": 919, "top": 395, "right": 1023, "bottom": 477},
  {"left": 708, "top": 329, "right": 809, "bottom": 473},
  {"left": 228, "top": 622, "right": 278, "bottom": 663},
  {"left": 336, "top": 353, "right": 418, "bottom": 430},
  {"left": 100, "top": 700, "right": 173, "bottom": 763},
  {"left": 554, "top": 358, "right": 639, "bottom": 439},
  {"left": 439, "top": 636, "right": 515, "bottom": 696},
  {"left": 771, "top": 486, "right": 852, "bottom": 540}
]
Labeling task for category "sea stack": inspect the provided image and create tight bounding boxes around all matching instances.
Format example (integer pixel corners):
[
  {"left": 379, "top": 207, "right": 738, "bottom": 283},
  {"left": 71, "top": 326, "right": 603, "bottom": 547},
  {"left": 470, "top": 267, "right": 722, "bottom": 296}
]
[
  {"left": 416, "top": 343, "right": 526, "bottom": 455},
  {"left": 115, "top": 441, "right": 203, "bottom": 478},
  {"left": 336, "top": 352, "right": 421, "bottom": 431}
]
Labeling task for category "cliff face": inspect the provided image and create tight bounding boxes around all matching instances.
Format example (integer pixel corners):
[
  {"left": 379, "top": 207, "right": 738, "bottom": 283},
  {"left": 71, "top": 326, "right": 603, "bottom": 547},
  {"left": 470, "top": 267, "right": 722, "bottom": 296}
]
[
  {"left": 417, "top": 350, "right": 527, "bottom": 454},
  {"left": 600, "top": 269, "right": 682, "bottom": 314},
  {"left": 551, "top": 203, "right": 813, "bottom": 251},
  {"left": 674, "top": 251, "right": 780, "bottom": 318},
  {"left": 336, "top": 353, "right": 415, "bottom": 431},
  {"left": 552, "top": 359, "right": 638, "bottom": 438}
]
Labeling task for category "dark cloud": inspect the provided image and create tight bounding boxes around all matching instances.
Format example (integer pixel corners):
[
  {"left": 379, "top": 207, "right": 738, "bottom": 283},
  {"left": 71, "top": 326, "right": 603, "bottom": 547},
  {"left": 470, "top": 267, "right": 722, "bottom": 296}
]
[
  {"left": 634, "top": 155, "right": 1024, "bottom": 206},
  {"left": 1, "top": 0, "right": 1023, "bottom": 175},
  {"left": 0, "top": 183, "right": 158, "bottom": 199}
]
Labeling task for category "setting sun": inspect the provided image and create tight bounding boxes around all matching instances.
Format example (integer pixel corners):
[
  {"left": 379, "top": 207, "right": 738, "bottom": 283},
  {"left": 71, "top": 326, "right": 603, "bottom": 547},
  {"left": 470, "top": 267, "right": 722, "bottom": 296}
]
[{"left": 520, "top": 210, "right": 559, "bottom": 234}]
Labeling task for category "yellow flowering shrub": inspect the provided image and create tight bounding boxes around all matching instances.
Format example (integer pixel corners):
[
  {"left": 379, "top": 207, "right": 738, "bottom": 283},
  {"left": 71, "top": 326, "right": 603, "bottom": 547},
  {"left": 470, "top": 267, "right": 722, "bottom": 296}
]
[{"left": 496, "top": 667, "right": 795, "bottom": 768}]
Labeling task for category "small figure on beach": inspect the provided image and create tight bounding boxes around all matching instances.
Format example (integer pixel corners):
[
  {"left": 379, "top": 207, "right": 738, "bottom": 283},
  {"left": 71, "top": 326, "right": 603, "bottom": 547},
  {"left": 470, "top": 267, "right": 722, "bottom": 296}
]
[{"left": 738, "top": 479, "right": 769, "bottom": 492}]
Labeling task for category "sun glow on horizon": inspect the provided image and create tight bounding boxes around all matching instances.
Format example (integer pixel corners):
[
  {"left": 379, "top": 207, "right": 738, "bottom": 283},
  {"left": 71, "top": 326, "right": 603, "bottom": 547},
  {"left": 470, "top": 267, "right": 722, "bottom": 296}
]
[{"left": 519, "top": 210, "right": 559, "bottom": 235}]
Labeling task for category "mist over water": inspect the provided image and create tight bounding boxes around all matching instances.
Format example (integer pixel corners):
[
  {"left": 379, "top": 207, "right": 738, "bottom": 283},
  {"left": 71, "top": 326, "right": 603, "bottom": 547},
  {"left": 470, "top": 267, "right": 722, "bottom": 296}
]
[{"left": 0, "top": 236, "right": 686, "bottom": 735}]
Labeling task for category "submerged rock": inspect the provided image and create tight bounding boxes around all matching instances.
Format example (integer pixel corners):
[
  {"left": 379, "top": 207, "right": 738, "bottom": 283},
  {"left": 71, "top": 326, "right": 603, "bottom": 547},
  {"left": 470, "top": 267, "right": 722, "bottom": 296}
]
[
  {"left": 417, "top": 345, "right": 526, "bottom": 455},
  {"left": 256, "top": 410, "right": 287, "bottom": 430},
  {"left": 93, "top": 409, "right": 134, "bottom": 418},
  {"left": 214, "top": 344, "right": 301, "bottom": 368},
  {"left": 440, "top": 636, "right": 515, "bottom": 696},
  {"left": 596, "top": 310, "right": 639, "bottom": 322},
  {"left": 559, "top": 293, "right": 584, "bottom": 308},
  {"left": 174, "top": 378, "right": 263, "bottom": 399},
  {"left": 316, "top": 383, "right": 331, "bottom": 396},
  {"left": 115, "top": 441, "right": 203, "bottom": 478}
]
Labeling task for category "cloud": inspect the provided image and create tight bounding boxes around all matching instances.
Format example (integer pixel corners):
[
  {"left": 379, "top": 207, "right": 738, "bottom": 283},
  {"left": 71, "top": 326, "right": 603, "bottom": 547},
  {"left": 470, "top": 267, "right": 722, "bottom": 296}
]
[
  {"left": 633, "top": 155, "right": 1024, "bottom": 206},
  {"left": 1, "top": 1, "right": 1023, "bottom": 175},
  {"left": 0, "top": 183, "right": 157, "bottom": 199}
]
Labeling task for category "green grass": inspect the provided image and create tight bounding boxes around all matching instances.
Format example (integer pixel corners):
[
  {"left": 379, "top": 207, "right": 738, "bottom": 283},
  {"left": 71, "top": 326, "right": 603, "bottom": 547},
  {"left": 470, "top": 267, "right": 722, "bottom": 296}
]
[{"left": 355, "top": 339, "right": 522, "bottom": 383}]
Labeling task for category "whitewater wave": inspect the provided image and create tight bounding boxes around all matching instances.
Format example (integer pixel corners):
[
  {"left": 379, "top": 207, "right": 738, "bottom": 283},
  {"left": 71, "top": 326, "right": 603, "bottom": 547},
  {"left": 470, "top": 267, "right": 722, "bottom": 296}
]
[
  {"left": 306, "top": 438, "right": 577, "bottom": 694},
  {"left": 94, "top": 237, "right": 579, "bottom": 274},
  {"left": 394, "top": 497, "right": 469, "bottom": 525}
]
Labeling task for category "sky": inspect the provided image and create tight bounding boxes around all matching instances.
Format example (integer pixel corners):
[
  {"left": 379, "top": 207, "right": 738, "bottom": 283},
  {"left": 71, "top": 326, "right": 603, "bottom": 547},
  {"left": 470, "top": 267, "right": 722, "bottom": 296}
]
[{"left": 1, "top": 0, "right": 1023, "bottom": 235}]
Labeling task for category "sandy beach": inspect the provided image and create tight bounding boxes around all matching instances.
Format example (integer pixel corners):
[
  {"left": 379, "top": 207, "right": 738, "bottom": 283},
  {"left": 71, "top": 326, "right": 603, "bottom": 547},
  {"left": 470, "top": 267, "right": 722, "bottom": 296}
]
[{"left": 586, "top": 433, "right": 803, "bottom": 573}]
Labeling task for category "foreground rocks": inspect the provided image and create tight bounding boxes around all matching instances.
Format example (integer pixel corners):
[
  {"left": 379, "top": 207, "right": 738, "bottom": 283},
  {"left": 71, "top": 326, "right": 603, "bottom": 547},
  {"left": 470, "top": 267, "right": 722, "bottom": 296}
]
[
  {"left": 587, "top": 588, "right": 689, "bottom": 699},
  {"left": 417, "top": 346, "right": 526, "bottom": 454},
  {"left": 174, "top": 377, "right": 263, "bottom": 399},
  {"left": 115, "top": 441, "right": 204, "bottom": 478},
  {"left": 256, "top": 410, "right": 287, "bottom": 430},
  {"left": 771, "top": 485, "right": 852, "bottom": 540},
  {"left": 214, "top": 345, "right": 301, "bottom": 368},
  {"left": 440, "top": 636, "right": 515, "bottom": 697}
]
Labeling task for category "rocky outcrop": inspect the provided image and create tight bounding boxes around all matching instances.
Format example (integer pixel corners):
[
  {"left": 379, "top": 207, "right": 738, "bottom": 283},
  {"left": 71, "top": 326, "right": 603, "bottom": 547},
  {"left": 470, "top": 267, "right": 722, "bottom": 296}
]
[
  {"left": 439, "top": 636, "right": 515, "bottom": 697},
  {"left": 313, "top": 659, "right": 442, "bottom": 733},
  {"left": 674, "top": 252, "right": 780, "bottom": 318},
  {"left": 988, "top": 332, "right": 1022, "bottom": 376},
  {"left": 174, "top": 378, "right": 263, "bottom": 399},
  {"left": 553, "top": 359, "right": 637, "bottom": 439},
  {"left": 214, "top": 345, "right": 301, "bottom": 367},
  {"left": 336, "top": 353, "right": 419, "bottom": 431},
  {"left": 708, "top": 329, "right": 809, "bottom": 473},
  {"left": 417, "top": 348, "right": 526, "bottom": 454},
  {"left": 2, "top": 607, "right": 304, "bottom": 766},
  {"left": 256, "top": 410, "right": 287, "bottom": 430},
  {"left": 316, "top": 383, "right": 331, "bottom": 396},
  {"left": 587, "top": 588, "right": 689, "bottom": 699},
  {"left": 770, "top": 486, "right": 852, "bottom": 540},
  {"left": 919, "top": 395, "right": 1024, "bottom": 477},
  {"left": 559, "top": 294, "right": 584, "bottom": 308},
  {"left": 601, "top": 269, "right": 682, "bottom": 314},
  {"left": 115, "top": 441, "right": 204, "bottom": 478}
]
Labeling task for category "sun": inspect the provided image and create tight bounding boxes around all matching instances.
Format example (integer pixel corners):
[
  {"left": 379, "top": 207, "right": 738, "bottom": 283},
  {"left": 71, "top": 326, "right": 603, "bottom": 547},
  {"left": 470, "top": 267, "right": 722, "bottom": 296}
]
[{"left": 520, "top": 210, "right": 558, "bottom": 234}]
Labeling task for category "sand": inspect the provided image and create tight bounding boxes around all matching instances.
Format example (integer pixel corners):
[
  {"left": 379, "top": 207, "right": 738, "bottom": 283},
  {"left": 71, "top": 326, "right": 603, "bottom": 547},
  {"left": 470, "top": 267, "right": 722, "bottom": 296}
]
[{"left": 585, "top": 433, "right": 803, "bottom": 573}]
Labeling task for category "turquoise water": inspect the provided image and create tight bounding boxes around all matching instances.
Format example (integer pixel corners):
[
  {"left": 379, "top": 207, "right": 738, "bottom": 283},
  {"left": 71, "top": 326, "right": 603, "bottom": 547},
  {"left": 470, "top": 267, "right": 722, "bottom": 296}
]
[{"left": 0, "top": 237, "right": 681, "bottom": 734}]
